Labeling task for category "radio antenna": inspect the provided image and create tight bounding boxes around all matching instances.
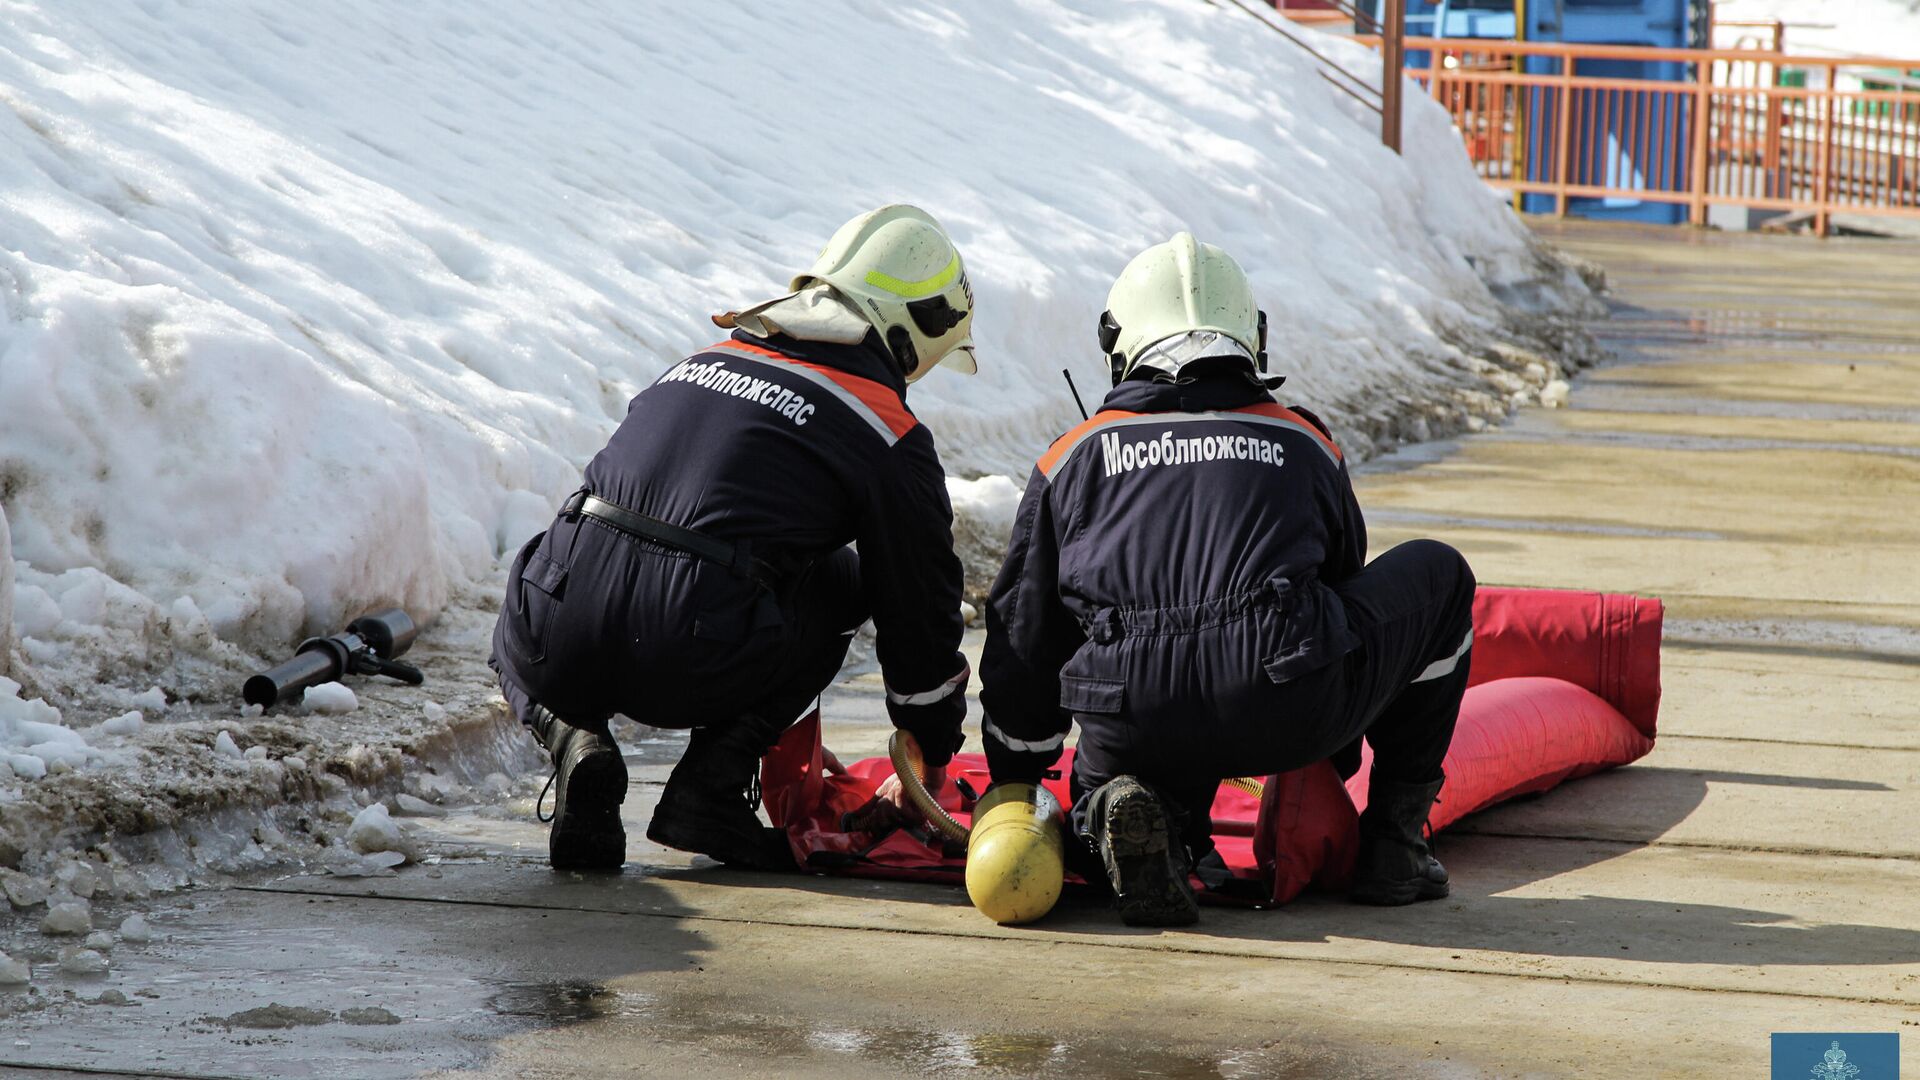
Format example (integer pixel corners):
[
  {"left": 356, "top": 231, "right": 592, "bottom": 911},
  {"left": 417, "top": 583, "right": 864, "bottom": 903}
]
[{"left": 1062, "top": 369, "right": 1089, "bottom": 420}]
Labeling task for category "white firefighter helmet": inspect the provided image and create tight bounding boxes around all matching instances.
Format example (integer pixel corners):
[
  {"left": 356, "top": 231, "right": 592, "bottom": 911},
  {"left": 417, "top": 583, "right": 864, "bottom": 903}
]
[
  {"left": 1099, "top": 232, "right": 1268, "bottom": 385},
  {"left": 792, "top": 204, "right": 977, "bottom": 383}
]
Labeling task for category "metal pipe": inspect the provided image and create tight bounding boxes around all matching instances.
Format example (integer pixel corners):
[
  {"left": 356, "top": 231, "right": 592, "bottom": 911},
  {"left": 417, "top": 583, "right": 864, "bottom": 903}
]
[{"left": 1382, "top": 0, "right": 1404, "bottom": 153}]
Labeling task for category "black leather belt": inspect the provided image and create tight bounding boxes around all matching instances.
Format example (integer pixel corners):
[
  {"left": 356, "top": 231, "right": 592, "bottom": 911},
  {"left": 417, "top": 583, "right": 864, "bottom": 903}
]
[{"left": 561, "top": 489, "right": 780, "bottom": 590}]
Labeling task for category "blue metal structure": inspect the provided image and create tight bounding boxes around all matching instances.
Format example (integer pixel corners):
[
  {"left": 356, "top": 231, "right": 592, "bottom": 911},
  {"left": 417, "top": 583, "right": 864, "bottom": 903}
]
[{"left": 1358, "top": 0, "right": 1710, "bottom": 222}]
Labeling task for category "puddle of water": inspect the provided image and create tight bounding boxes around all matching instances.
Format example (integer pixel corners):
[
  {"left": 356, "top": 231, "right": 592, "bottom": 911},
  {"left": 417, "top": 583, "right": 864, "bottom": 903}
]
[{"left": 479, "top": 979, "right": 1489, "bottom": 1079}]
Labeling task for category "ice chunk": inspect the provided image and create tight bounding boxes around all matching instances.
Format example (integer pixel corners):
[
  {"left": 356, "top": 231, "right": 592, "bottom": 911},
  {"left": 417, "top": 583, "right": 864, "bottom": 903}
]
[
  {"left": 12, "top": 585, "right": 62, "bottom": 640},
  {"left": 2, "top": 869, "right": 50, "bottom": 908},
  {"left": 481, "top": 772, "right": 513, "bottom": 796},
  {"left": 303, "top": 682, "right": 359, "bottom": 715},
  {"left": 118, "top": 914, "right": 153, "bottom": 943},
  {"left": 128, "top": 686, "right": 169, "bottom": 712},
  {"left": 42, "top": 901, "right": 92, "bottom": 935},
  {"left": 1, "top": 679, "right": 89, "bottom": 781},
  {"left": 959, "top": 601, "right": 979, "bottom": 626},
  {"left": 411, "top": 772, "right": 459, "bottom": 800},
  {"left": 244, "top": 744, "right": 269, "bottom": 761},
  {"left": 1541, "top": 379, "right": 1572, "bottom": 408},
  {"left": 57, "top": 947, "right": 109, "bottom": 976},
  {"left": 326, "top": 850, "right": 406, "bottom": 878},
  {"left": 19, "top": 637, "right": 59, "bottom": 665},
  {"left": 84, "top": 930, "right": 115, "bottom": 951},
  {"left": 346, "top": 803, "right": 404, "bottom": 855},
  {"left": 0, "top": 951, "right": 29, "bottom": 985},
  {"left": 214, "top": 730, "right": 243, "bottom": 759},
  {"left": 55, "top": 861, "right": 99, "bottom": 898},
  {"left": 393, "top": 793, "right": 447, "bottom": 817},
  {"left": 283, "top": 755, "right": 308, "bottom": 772},
  {"left": 422, "top": 701, "right": 447, "bottom": 723},
  {"left": 100, "top": 710, "right": 145, "bottom": 735}
]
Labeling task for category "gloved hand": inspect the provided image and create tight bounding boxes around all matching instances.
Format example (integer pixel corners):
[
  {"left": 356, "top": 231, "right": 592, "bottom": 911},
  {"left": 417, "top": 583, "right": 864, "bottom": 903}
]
[{"left": 885, "top": 657, "right": 969, "bottom": 768}]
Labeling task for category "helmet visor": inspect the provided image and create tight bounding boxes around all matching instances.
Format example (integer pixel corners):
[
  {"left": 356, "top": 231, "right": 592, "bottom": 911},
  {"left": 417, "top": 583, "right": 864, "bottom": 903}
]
[{"left": 937, "top": 339, "right": 977, "bottom": 375}]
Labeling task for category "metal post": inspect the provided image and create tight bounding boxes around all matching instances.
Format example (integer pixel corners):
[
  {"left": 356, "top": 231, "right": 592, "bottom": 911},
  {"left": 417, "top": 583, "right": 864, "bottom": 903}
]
[
  {"left": 1688, "top": 54, "right": 1714, "bottom": 226},
  {"left": 1382, "top": 0, "right": 1405, "bottom": 153},
  {"left": 1813, "top": 79, "right": 1837, "bottom": 236},
  {"left": 1553, "top": 56, "right": 1575, "bottom": 215}
]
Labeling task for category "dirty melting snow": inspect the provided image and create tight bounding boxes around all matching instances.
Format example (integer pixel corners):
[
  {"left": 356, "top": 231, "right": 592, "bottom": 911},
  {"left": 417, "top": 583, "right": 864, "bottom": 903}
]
[{"left": 0, "top": 0, "right": 1597, "bottom": 882}]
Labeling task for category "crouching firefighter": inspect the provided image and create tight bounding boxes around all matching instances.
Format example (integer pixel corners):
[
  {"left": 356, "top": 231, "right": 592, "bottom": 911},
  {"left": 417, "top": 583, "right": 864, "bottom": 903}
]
[
  {"left": 978, "top": 234, "right": 1476, "bottom": 925},
  {"left": 492, "top": 205, "right": 977, "bottom": 871}
]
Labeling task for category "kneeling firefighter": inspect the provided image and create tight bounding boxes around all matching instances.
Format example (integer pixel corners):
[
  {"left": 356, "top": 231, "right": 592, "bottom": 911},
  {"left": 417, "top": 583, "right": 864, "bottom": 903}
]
[
  {"left": 492, "top": 205, "right": 977, "bottom": 871},
  {"left": 978, "top": 235, "right": 1476, "bottom": 925}
]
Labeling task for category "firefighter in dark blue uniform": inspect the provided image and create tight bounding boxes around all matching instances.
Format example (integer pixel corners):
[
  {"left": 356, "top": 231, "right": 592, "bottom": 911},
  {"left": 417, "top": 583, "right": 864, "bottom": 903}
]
[
  {"left": 980, "top": 234, "right": 1475, "bottom": 925},
  {"left": 493, "top": 205, "right": 978, "bottom": 871}
]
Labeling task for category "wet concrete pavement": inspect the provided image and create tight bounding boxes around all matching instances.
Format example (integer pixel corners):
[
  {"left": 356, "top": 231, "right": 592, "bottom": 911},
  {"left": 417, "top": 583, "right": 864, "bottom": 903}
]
[{"left": 5, "top": 220, "right": 1918, "bottom": 1077}]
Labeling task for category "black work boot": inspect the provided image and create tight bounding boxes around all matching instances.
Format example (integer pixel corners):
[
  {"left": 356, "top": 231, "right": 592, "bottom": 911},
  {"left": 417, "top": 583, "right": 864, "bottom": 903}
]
[
  {"left": 646, "top": 715, "right": 795, "bottom": 871},
  {"left": 1085, "top": 776, "right": 1198, "bottom": 927},
  {"left": 527, "top": 706, "right": 628, "bottom": 872},
  {"left": 1350, "top": 776, "right": 1450, "bottom": 906}
]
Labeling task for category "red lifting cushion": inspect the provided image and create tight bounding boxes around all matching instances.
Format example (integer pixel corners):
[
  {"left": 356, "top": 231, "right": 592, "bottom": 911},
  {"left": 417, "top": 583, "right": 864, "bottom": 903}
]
[{"left": 761, "top": 586, "right": 1664, "bottom": 906}]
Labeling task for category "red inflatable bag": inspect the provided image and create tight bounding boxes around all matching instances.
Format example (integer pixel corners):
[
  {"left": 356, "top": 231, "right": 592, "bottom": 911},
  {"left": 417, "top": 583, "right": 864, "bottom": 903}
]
[
  {"left": 1258, "top": 586, "right": 1662, "bottom": 902},
  {"left": 762, "top": 585, "right": 1663, "bottom": 907}
]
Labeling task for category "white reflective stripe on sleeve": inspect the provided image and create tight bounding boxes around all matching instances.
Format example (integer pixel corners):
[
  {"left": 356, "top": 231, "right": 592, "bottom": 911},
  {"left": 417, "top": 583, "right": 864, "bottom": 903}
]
[
  {"left": 1410, "top": 627, "right": 1474, "bottom": 684},
  {"left": 982, "top": 714, "right": 1066, "bottom": 754},
  {"left": 885, "top": 662, "right": 969, "bottom": 707}
]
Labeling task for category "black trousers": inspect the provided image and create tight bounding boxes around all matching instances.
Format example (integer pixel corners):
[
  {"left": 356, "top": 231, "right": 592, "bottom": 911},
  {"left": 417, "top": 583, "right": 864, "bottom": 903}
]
[
  {"left": 1068, "top": 539, "right": 1476, "bottom": 848},
  {"left": 492, "top": 521, "right": 864, "bottom": 740}
]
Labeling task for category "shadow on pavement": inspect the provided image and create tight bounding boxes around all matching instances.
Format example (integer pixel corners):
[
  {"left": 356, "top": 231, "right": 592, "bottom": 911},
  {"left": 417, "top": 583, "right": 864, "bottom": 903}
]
[{"left": 671, "top": 761, "right": 1917, "bottom": 971}]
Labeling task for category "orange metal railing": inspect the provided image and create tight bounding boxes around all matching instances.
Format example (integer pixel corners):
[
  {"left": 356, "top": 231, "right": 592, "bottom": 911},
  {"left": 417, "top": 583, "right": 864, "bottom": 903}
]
[{"left": 1386, "top": 37, "right": 1920, "bottom": 234}]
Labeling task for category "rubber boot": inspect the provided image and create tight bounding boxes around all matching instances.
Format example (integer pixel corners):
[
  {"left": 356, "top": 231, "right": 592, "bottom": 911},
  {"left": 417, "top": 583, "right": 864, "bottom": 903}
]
[
  {"left": 527, "top": 706, "right": 628, "bottom": 872},
  {"left": 1350, "top": 776, "right": 1450, "bottom": 905},
  {"left": 1084, "top": 776, "right": 1198, "bottom": 927},
  {"left": 646, "top": 714, "right": 795, "bottom": 870}
]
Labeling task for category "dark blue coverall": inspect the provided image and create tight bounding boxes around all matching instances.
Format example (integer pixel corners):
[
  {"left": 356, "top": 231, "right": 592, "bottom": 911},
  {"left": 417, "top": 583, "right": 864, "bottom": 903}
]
[
  {"left": 492, "top": 331, "right": 970, "bottom": 760},
  {"left": 979, "top": 370, "right": 1475, "bottom": 848}
]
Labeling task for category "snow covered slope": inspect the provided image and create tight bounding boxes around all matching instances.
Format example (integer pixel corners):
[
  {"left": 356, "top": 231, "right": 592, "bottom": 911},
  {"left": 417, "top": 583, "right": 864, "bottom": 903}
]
[{"left": 0, "top": 0, "right": 1592, "bottom": 722}]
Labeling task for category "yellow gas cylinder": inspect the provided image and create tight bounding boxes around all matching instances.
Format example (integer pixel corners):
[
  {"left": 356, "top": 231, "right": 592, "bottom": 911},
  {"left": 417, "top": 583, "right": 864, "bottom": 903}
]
[{"left": 965, "top": 782, "right": 1067, "bottom": 925}]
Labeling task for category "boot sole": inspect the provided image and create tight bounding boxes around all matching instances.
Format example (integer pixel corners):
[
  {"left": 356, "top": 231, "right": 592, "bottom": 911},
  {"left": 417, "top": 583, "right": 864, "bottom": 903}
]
[
  {"left": 1102, "top": 783, "right": 1198, "bottom": 927},
  {"left": 646, "top": 807, "right": 794, "bottom": 871},
  {"left": 549, "top": 748, "right": 628, "bottom": 872}
]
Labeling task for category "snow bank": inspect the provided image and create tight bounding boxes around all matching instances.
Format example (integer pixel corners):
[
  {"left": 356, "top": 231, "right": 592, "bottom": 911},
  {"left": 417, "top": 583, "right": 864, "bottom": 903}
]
[
  {"left": 1714, "top": 0, "right": 1920, "bottom": 57},
  {"left": 0, "top": 0, "right": 1591, "bottom": 711}
]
